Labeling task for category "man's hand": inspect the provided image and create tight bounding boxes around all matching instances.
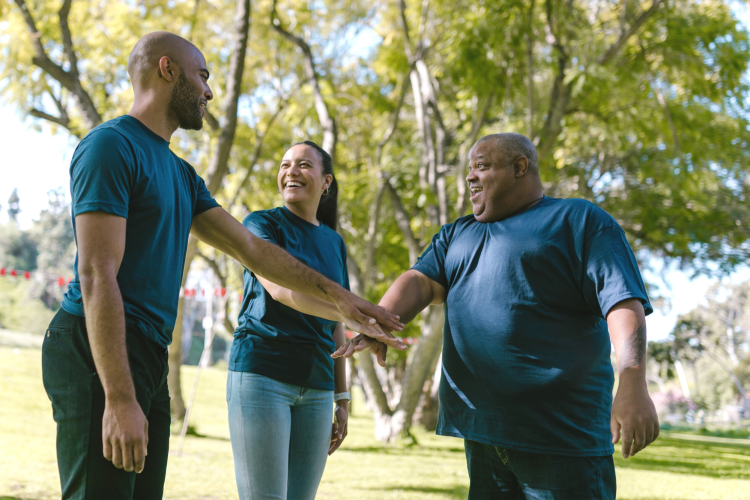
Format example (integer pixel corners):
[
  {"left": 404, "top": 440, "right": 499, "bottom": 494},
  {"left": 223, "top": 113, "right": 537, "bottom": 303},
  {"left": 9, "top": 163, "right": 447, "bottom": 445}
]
[
  {"left": 329, "top": 402, "right": 349, "bottom": 455},
  {"left": 102, "top": 398, "right": 149, "bottom": 473},
  {"left": 330, "top": 288, "right": 404, "bottom": 335},
  {"left": 611, "top": 370, "right": 659, "bottom": 458},
  {"left": 332, "top": 334, "right": 389, "bottom": 367}
]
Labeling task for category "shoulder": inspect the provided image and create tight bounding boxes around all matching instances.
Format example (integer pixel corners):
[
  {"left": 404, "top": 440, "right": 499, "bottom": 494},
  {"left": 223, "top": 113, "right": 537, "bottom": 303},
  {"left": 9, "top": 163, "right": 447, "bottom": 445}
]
[
  {"left": 321, "top": 224, "right": 346, "bottom": 249},
  {"left": 78, "top": 118, "right": 134, "bottom": 151},
  {"left": 442, "top": 213, "right": 478, "bottom": 239},
  {"left": 551, "top": 197, "right": 620, "bottom": 233}
]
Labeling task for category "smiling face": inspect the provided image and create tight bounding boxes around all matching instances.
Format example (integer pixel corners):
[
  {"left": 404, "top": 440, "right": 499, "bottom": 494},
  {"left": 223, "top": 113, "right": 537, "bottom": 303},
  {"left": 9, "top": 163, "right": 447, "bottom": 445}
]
[
  {"left": 466, "top": 141, "right": 524, "bottom": 222},
  {"left": 278, "top": 144, "right": 332, "bottom": 208},
  {"left": 167, "top": 45, "right": 212, "bottom": 130}
]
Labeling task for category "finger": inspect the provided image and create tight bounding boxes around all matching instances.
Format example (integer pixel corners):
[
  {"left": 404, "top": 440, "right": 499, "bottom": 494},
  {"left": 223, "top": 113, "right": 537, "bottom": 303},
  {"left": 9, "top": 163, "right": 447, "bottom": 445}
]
[
  {"left": 103, "top": 431, "right": 113, "bottom": 462},
  {"left": 644, "top": 423, "right": 655, "bottom": 448},
  {"left": 111, "top": 440, "right": 124, "bottom": 469},
  {"left": 144, "top": 419, "right": 149, "bottom": 455},
  {"left": 331, "top": 344, "right": 346, "bottom": 358},
  {"left": 376, "top": 344, "right": 388, "bottom": 367},
  {"left": 621, "top": 426, "right": 634, "bottom": 459},
  {"left": 121, "top": 438, "right": 135, "bottom": 472},
  {"left": 631, "top": 425, "right": 645, "bottom": 456},
  {"left": 610, "top": 415, "right": 620, "bottom": 445},
  {"left": 134, "top": 437, "right": 147, "bottom": 474},
  {"left": 362, "top": 303, "right": 404, "bottom": 332},
  {"left": 329, "top": 436, "right": 344, "bottom": 455}
]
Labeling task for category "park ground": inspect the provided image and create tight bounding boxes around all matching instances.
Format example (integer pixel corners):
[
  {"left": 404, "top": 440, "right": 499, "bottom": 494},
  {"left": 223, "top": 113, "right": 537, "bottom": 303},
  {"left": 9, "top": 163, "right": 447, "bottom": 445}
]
[{"left": 2, "top": 344, "right": 750, "bottom": 500}]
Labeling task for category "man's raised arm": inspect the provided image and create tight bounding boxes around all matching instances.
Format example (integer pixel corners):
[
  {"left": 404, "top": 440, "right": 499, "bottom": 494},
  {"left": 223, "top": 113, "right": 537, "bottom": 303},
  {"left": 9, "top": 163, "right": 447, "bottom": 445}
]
[
  {"left": 190, "top": 207, "right": 404, "bottom": 334},
  {"left": 332, "top": 269, "right": 447, "bottom": 366}
]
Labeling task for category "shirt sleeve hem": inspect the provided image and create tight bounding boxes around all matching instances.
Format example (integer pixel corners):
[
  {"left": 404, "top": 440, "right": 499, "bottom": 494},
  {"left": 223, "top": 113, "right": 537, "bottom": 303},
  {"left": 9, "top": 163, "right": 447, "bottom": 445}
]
[
  {"left": 194, "top": 200, "right": 221, "bottom": 217},
  {"left": 73, "top": 202, "right": 128, "bottom": 219},
  {"left": 410, "top": 263, "right": 448, "bottom": 290},
  {"left": 601, "top": 292, "right": 653, "bottom": 318}
]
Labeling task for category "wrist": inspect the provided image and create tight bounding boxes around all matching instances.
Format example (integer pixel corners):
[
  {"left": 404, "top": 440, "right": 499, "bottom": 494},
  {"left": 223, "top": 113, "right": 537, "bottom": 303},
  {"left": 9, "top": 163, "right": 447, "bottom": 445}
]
[
  {"left": 334, "top": 391, "right": 351, "bottom": 404},
  {"left": 617, "top": 367, "right": 648, "bottom": 388}
]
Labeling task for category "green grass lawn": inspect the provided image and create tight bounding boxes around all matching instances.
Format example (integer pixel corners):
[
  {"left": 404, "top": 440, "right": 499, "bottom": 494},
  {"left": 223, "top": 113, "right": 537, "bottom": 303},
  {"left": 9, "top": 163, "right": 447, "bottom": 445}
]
[{"left": 2, "top": 345, "right": 750, "bottom": 499}]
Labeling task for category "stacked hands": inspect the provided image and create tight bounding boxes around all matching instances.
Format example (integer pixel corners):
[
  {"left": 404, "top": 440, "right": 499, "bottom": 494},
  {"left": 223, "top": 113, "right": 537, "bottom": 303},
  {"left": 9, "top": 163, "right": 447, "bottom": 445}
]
[{"left": 333, "top": 292, "right": 405, "bottom": 366}]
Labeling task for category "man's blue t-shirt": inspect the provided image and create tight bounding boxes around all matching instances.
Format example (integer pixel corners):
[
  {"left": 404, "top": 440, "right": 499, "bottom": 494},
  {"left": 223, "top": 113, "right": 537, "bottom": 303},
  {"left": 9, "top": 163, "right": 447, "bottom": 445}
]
[
  {"left": 228, "top": 207, "right": 349, "bottom": 391},
  {"left": 412, "top": 196, "right": 652, "bottom": 456},
  {"left": 62, "top": 115, "right": 219, "bottom": 347}
]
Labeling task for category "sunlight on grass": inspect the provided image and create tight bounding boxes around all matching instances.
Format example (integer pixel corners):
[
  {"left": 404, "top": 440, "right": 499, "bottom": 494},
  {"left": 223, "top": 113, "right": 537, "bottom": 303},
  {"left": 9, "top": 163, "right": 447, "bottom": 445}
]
[{"left": 2, "top": 345, "right": 750, "bottom": 499}]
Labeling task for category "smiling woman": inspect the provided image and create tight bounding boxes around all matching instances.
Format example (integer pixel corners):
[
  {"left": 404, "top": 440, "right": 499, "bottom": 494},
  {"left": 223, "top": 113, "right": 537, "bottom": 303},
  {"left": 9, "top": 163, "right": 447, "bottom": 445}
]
[{"left": 226, "top": 140, "right": 353, "bottom": 500}]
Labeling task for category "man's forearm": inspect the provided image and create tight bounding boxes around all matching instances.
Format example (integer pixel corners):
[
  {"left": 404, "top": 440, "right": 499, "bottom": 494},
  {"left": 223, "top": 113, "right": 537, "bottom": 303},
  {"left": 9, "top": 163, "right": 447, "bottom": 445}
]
[
  {"left": 608, "top": 299, "right": 648, "bottom": 376},
  {"left": 379, "top": 270, "right": 442, "bottom": 324},
  {"left": 81, "top": 273, "right": 135, "bottom": 401}
]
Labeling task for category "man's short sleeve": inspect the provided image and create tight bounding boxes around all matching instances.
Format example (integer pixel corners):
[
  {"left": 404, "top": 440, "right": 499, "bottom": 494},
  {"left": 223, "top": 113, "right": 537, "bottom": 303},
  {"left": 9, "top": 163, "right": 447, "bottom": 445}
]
[
  {"left": 582, "top": 225, "right": 653, "bottom": 318},
  {"left": 190, "top": 165, "right": 220, "bottom": 216},
  {"left": 411, "top": 223, "right": 454, "bottom": 289},
  {"left": 70, "top": 129, "right": 135, "bottom": 218},
  {"left": 242, "top": 212, "right": 281, "bottom": 246}
]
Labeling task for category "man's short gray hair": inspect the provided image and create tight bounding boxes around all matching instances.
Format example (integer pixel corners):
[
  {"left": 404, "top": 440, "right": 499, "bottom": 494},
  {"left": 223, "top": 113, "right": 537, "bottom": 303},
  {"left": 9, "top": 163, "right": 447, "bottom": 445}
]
[{"left": 474, "top": 133, "right": 539, "bottom": 173}]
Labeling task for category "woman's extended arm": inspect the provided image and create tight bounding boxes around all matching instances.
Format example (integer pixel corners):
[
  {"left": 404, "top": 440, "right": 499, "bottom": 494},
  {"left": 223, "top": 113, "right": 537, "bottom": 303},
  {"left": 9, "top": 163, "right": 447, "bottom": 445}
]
[{"left": 256, "top": 275, "right": 406, "bottom": 349}]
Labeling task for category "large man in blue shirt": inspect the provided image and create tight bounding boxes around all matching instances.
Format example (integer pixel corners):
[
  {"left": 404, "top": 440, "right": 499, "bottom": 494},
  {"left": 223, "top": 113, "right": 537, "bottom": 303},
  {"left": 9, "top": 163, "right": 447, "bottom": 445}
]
[
  {"left": 42, "top": 31, "right": 404, "bottom": 499},
  {"left": 335, "top": 133, "right": 659, "bottom": 499}
]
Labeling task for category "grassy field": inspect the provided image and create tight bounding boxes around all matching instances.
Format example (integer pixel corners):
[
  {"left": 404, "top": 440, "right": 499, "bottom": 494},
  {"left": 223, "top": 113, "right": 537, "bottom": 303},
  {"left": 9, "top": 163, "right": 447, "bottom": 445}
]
[{"left": 2, "top": 345, "right": 750, "bottom": 500}]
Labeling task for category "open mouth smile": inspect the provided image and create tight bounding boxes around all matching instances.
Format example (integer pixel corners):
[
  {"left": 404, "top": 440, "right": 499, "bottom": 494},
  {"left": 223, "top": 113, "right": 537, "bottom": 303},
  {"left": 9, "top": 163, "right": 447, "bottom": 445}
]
[
  {"left": 469, "top": 185, "right": 483, "bottom": 200},
  {"left": 284, "top": 181, "right": 306, "bottom": 189}
]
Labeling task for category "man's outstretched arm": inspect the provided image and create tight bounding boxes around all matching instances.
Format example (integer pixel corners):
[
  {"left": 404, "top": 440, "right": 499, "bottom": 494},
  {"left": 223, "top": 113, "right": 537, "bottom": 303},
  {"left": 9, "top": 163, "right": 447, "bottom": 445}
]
[
  {"left": 332, "top": 269, "right": 447, "bottom": 365},
  {"left": 76, "top": 212, "right": 148, "bottom": 474},
  {"left": 608, "top": 298, "right": 659, "bottom": 458},
  {"left": 190, "top": 207, "right": 404, "bottom": 337}
]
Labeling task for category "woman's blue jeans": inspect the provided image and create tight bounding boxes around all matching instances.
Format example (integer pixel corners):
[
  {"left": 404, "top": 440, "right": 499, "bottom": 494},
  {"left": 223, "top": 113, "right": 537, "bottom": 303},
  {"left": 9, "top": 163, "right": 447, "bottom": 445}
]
[{"left": 227, "top": 371, "right": 333, "bottom": 500}]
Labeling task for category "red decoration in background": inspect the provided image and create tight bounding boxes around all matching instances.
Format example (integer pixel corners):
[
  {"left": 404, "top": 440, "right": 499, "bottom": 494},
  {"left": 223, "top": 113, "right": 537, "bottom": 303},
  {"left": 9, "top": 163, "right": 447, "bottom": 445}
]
[
  {"left": 10, "top": 270, "right": 17, "bottom": 278},
  {"left": 23, "top": 271, "right": 31, "bottom": 280},
  {"left": 58, "top": 277, "right": 65, "bottom": 287},
  {"left": 0, "top": 268, "right": 5, "bottom": 276}
]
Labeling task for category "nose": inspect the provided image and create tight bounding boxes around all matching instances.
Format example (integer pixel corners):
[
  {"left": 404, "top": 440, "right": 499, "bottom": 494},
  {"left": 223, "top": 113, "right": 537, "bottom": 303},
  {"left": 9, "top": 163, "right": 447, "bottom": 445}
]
[
  {"left": 465, "top": 167, "right": 477, "bottom": 184},
  {"left": 204, "top": 86, "right": 213, "bottom": 101}
]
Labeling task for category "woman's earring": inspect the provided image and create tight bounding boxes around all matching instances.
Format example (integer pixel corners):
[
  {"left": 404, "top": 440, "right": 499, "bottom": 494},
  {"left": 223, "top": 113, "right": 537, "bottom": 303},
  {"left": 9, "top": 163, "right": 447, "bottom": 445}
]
[{"left": 323, "top": 187, "right": 329, "bottom": 196}]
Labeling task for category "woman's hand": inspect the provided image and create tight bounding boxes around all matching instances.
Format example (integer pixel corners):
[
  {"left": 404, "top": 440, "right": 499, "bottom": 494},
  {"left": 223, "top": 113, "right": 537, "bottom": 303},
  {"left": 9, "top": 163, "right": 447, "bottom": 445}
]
[
  {"left": 331, "top": 334, "right": 389, "bottom": 367},
  {"left": 329, "top": 401, "right": 349, "bottom": 455}
]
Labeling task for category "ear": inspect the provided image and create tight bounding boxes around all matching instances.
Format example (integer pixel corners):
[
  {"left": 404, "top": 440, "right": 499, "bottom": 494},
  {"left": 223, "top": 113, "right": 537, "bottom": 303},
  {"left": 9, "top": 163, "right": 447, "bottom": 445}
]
[
  {"left": 158, "top": 56, "right": 176, "bottom": 82},
  {"left": 324, "top": 173, "right": 333, "bottom": 190},
  {"left": 514, "top": 156, "right": 529, "bottom": 177}
]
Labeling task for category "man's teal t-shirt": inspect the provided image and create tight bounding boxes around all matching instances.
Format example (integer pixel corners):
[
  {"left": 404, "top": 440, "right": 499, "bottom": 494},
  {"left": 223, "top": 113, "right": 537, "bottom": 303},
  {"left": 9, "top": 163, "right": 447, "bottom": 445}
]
[
  {"left": 228, "top": 207, "right": 349, "bottom": 391},
  {"left": 62, "top": 115, "right": 219, "bottom": 348},
  {"left": 412, "top": 197, "right": 652, "bottom": 456}
]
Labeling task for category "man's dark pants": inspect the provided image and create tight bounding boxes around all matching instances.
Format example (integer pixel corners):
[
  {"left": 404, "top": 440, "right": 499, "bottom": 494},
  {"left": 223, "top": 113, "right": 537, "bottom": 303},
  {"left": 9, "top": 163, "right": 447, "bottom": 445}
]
[
  {"left": 464, "top": 439, "right": 616, "bottom": 500},
  {"left": 42, "top": 309, "right": 171, "bottom": 499}
]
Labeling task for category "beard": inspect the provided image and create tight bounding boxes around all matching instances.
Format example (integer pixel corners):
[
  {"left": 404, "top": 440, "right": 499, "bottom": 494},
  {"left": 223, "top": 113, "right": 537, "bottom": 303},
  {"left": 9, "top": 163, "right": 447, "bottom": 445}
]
[{"left": 168, "top": 72, "right": 203, "bottom": 131}]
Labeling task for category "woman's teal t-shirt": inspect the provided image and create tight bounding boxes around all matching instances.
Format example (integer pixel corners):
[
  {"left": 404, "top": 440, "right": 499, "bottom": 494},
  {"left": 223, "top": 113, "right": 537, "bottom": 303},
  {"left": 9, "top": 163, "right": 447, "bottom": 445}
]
[{"left": 228, "top": 206, "right": 349, "bottom": 390}]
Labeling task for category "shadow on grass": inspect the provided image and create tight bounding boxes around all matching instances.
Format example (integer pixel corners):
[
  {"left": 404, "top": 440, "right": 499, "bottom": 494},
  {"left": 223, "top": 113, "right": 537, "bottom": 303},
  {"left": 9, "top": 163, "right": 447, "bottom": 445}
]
[
  {"left": 1, "top": 497, "right": 40, "bottom": 500},
  {"left": 375, "top": 485, "right": 469, "bottom": 499},
  {"left": 614, "top": 435, "right": 750, "bottom": 480},
  {"left": 343, "top": 445, "right": 464, "bottom": 455}
]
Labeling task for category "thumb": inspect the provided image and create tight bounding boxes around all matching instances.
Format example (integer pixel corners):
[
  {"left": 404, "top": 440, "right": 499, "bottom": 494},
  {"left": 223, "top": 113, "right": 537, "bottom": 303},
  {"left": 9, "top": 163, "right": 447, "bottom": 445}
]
[{"left": 611, "top": 414, "right": 621, "bottom": 444}]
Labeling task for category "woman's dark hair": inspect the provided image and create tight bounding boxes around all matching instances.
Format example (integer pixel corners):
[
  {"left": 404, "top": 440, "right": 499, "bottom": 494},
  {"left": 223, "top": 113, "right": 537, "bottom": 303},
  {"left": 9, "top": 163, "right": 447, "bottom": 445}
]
[{"left": 290, "top": 141, "right": 338, "bottom": 230}]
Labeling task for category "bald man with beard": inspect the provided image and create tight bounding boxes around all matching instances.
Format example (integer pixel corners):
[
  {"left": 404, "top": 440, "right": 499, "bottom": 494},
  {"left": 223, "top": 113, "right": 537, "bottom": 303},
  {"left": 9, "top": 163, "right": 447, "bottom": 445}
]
[{"left": 41, "top": 32, "right": 405, "bottom": 499}]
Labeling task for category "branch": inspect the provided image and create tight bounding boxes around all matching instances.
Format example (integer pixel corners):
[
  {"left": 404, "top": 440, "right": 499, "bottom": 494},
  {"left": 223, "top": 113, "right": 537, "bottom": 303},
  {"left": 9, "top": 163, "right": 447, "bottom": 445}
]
[
  {"left": 205, "top": 0, "right": 251, "bottom": 196},
  {"left": 375, "top": 71, "right": 412, "bottom": 166},
  {"left": 398, "top": 0, "right": 416, "bottom": 63},
  {"left": 526, "top": 0, "right": 535, "bottom": 138},
  {"left": 203, "top": 110, "right": 220, "bottom": 132},
  {"left": 364, "top": 180, "right": 387, "bottom": 290},
  {"left": 196, "top": 250, "right": 235, "bottom": 335},
  {"left": 456, "top": 91, "right": 494, "bottom": 215},
  {"left": 271, "top": 0, "right": 336, "bottom": 160},
  {"left": 383, "top": 177, "right": 420, "bottom": 264},
  {"left": 58, "top": 0, "right": 80, "bottom": 79},
  {"left": 596, "top": 0, "right": 663, "bottom": 66},
  {"left": 29, "top": 108, "right": 70, "bottom": 129},
  {"left": 13, "top": 0, "right": 102, "bottom": 131}
]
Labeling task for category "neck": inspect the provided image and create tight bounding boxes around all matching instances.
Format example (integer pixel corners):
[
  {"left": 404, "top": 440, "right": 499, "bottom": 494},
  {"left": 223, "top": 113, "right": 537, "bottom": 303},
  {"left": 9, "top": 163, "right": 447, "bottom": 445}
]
[
  {"left": 128, "top": 96, "right": 178, "bottom": 142},
  {"left": 285, "top": 201, "right": 320, "bottom": 226}
]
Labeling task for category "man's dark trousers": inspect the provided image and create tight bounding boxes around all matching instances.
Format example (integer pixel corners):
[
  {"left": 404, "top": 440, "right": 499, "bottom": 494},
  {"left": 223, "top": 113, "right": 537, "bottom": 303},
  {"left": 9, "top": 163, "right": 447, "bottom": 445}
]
[
  {"left": 464, "top": 439, "right": 616, "bottom": 499},
  {"left": 42, "top": 308, "right": 171, "bottom": 499}
]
